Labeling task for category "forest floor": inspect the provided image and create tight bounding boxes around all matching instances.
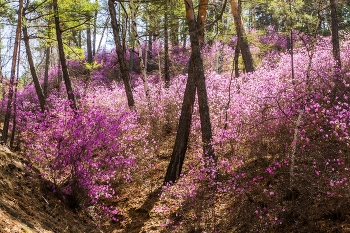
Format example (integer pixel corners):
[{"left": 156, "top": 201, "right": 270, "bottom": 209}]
[
  {"left": 0, "top": 141, "right": 170, "bottom": 233},
  {"left": 2, "top": 139, "right": 350, "bottom": 233},
  {"left": 0, "top": 144, "right": 101, "bottom": 233}
]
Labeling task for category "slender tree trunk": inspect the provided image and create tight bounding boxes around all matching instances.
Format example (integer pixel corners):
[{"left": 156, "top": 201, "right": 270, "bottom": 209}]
[
  {"left": 164, "top": 2, "right": 170, "bottom": 88},
  {"left": 197, "top": 0, "right": 208, "bottom": 44},
  {"left": 44, "top": 47, "right": 50, "bottom": 97},
  {"left": 290, "top": 30, "right": 295, "bottom": 82},
  {"left": 216, "top": 44, "right": 223, "bottom": 74},
  {"left": 87, "top": 27, "right": 93, "bottom": 63},
  {"left": 182, "top": 31, "right": 187, "bottom": 49},
  {"left": 170, "top": 13, "right": 179, "bottom": 46},
  {"left": 10, "top": 42, "right": 21, "bottom": 149},
  {"left": 53, "top": 0, "right": 77, "bottom": 110},
  {"left": 194, "top": 0, "right": 215, "bottom": 164},
  {"left": 108, "top": 0, "right": 135, "bottom": 109},
  {"left": 234, "top": 39, "right": 240, "bottom": 78},
  {"left": 165, "top": 0, "right": 215, "bottom": 183},
  {"left": 23, "top": 25, "right": 46, "bottom": 112},
  {"left": 230, "top": 0, "right": 254, "bottom": 73},
  {"left": 44, "top": 3, "right": 52, "bottom": 98},
  {"left": 2, "top": 0, "right": 23, "bottom": 143},
  {"left": 148, "top": 33, "right": 152, "bottom": 60},
  {"left": 330, "top": 0, "right": 341, "bottom": 68},
  {"left": 289, "top": 0, "right": 295, "bottom": 83},
  {"left": 78, "top": 30, "right": 82, "bottom": 48},
  {"left": 0, "top": 28, "right": 2, "bottom": 80},
  {"left": 97, "top": 16, "right": 110, "bottom": 53},
  {"left": 129, "top": 0, "right": 151, "bottom": 105},
  {"left": 92, "top": 0, "right": 98, "bottom": 57},
  {"left": 0, "top": 28, "right": 4, "bottom": 102}
]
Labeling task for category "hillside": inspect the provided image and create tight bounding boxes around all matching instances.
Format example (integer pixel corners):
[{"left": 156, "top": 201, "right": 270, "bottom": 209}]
[{"left": 0, "top": 145, "right": 99, "bottom": 233}]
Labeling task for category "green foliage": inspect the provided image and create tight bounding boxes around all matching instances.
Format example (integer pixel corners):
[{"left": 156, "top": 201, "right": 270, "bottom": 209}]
[
  {"left": 0, "top": 0, "right": 16, "bottom": 23},
  {"left": 84, "top": 60, "right": 102, "bottom": 71},
  {"left": 206, "top": 3, "right": 235, "bottom": 43}
]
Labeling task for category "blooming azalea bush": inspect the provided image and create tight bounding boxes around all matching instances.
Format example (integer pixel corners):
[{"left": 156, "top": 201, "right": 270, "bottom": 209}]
[{"left": 18, "top": 97, "right": 137, "bottom": 204}]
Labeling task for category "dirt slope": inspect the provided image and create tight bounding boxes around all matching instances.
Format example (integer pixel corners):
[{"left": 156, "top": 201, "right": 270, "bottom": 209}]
[{"left": 0, "top": 145, "right": 100, "bottom": 233}]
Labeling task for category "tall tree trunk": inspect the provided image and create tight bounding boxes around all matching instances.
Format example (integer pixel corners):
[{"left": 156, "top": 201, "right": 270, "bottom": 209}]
[
  {"left": 23, "top": 24, "right": 46, "bottom": 112},
  {"left": 234, "top": 39, "right": 240, "bottom": 78},
  {"left": 92, "top": 0, "right": 98, "bottom": 57},
  {"left": 87, "top": 27, "right": 93, "bottom": 63},
  {"left": 164, "top": 54, "right": 196, "bottom": 183},
  {"left": 53, "top": 0, "right": 77, "bottom": 110},
  {"left": 170, "top": 13, "right": 179, "bottom": 46},
  {"left": 164, "top": 2, "right": 170, "bottom": 88},
  {"left": 97, "top": 16, "right": 110, "bottom": 53},
  {"left": 148, "top": 33, "right": 152, "bottom": 60},
  {"left": 10, "top": 42, "right": 21, "bottom": 149},
  {"left": 289, "top": 0, "right": 295, "bottom": 83},
  {"left": 194, "top": 0, "right": 215, "bottom": 166},
  {"left": 0, "top": 27, "right": 2, "bottom": 80},
  {"left": 129, "top": 0, "right": 151, "bottom": 105},
  {"left": 2, "top": 0, "right": 23, "bottom": 143},
  {"left": 165, "top": 0, "right": 215, "bottom": 183},
  {"left": 108, "top": 0, "right": 135, "bottom": 109},
  {"left": 230, "top": 0, "right": 254, "bottom": 73},
  {"left": 44, "top": 3, "right": 52, "bottom": 98},
  {"left": 330, "top": 0, "right": 341, "bottom": 68},
  {"left": 0, "top": 28, "right": 4, "bottom": 103},
  {"left": 216, "top": 44, "right": 223, "bottom": 74},
  {"left": 44, "top": 47, "right": 50, "bottom": 97},
  {"left": 197, "top": 0, "right": 209, "bottom": 44}
]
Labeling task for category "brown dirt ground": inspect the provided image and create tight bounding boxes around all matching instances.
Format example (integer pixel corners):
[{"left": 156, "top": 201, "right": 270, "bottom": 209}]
[{"left": 0, "top": 145, "right": 100, "bottom": 233}]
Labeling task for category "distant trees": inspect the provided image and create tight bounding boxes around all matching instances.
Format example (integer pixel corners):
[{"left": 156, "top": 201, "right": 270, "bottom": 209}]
[
  {"left": 108, "top": 0, "right": 135, "bottom": 110},
  {"left": 2, "top": 0, "right": 23, "bottom": 143},
  {"left": 230, "top": 0, "right": 254, "bottom": 73},
  {"left": 0, "top": 0, "right": 348, "bottom": 150},
  {"left": 53, "top": 0, "right": 77, "bottom": 110}
]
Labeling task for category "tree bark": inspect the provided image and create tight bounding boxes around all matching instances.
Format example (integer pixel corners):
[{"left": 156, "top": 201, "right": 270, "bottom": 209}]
[
  {"left": 44, "top": 47, "right": 50, "bottom": 97},
  {"left": 330, "top": 0, "right": 341, "bottom": 68},
  {"left": 23, "top": 24, "right": 46, "bottom": 112},
  {"left": 129, "top": 0, "right": 151, "bottom": 106},
  {"left": 87, "top": 27, "right": 93, "bottom": 63},
  {"left": 10, "top": 41, "right": 21, "bottom": 149},
  {"left": 2, "top": 0, "right": 23, "bottom": 143},
  {"left": 108, "top": 0, "right": 135, "bottom": 109},
  {"left": 0, "top": 27, "right": 2, "bottom": 80},
  {"left": 44, "top": 3, "right": 52, "bottom": 98},
  {"left": 165, "top": 0, "right": 215, "bottom": 183},
  {"left": 197, "top": 0, "right": 209, "bottom": 44},
  {"left": 164, "top": 54, "right": 196, "bottom": 183},
  {"left": 0, "top": 27, "right": 4, "bottom": 103},
  {"left": 92, "top": 0, "right": 98, "bottom": 57},
  {"left": 234, "top": 39, "right": 240, "bottom": 78},
  {"left": 230, "top": 0, "right": 254, "bottom": 73},
  {"left": 164, "top": 2, "right": 170, "bottom": 88},
  {"left": 194, "top": 0, "right": 215, "bottom": 165},
  {"left": 53, "top": 0, "right": 77, "bottom": 110}
]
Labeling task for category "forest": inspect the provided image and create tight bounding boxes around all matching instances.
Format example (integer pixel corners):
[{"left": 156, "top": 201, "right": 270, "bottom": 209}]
[{"left": 0, "top": 0, "right": 350, "bottom": 232}]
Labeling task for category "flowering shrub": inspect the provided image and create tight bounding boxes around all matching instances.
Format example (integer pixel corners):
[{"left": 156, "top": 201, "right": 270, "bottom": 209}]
[{"left": 18, "top": 96, "right": 137, "bottom": 208}]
